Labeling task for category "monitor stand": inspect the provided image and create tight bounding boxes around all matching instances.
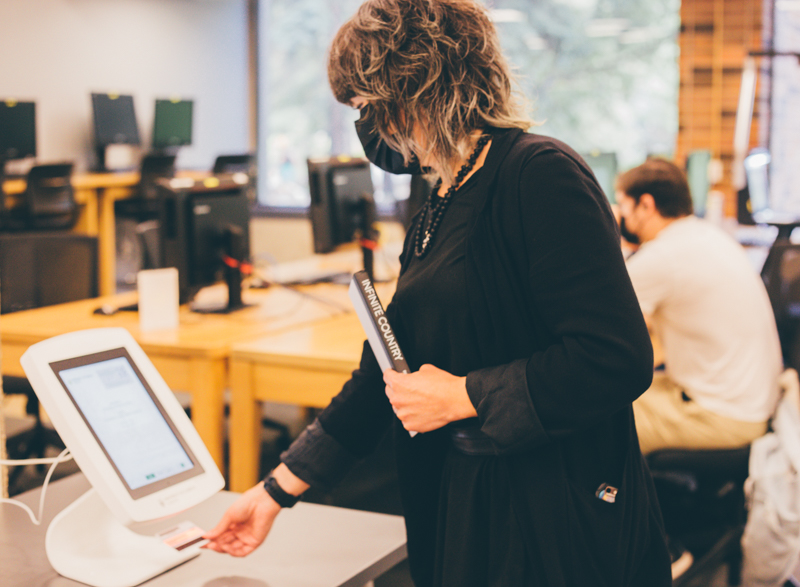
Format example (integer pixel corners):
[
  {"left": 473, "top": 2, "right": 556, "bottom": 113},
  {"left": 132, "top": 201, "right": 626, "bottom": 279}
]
[
  {"left": 46, "top": 488, "right": 199, "bottom": 587},
  {"left": 190, "top": 225, "right": 253, "bottom": 314},
  {"left": 769, "top": 221, "right": 800, "bottom": 243}
]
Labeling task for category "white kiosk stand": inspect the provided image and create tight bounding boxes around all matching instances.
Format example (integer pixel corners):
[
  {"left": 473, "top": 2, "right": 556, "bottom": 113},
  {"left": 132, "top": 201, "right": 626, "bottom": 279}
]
[{"left": 21, "top": 328, "right": 225, "bottom": 587}]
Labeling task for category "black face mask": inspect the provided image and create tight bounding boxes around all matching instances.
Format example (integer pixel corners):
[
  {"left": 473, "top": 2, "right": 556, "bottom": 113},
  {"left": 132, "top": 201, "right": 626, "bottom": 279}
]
[
  {"left": 619, "top": 217, "right": 640, "bottom": 245},
  {"left": 354, "top": 108, "right": 422, "bottom": 175}
]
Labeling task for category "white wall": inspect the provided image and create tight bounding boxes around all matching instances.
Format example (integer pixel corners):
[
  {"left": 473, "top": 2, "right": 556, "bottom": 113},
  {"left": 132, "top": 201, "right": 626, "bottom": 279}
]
[{"left": 0, "top": 0, "right": 249, "bottom": 172}]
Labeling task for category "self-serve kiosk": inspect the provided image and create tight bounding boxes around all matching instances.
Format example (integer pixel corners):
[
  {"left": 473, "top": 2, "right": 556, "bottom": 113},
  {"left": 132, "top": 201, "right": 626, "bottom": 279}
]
[{"left": 20, "top": 328, "right": 225, "bottom": 587}]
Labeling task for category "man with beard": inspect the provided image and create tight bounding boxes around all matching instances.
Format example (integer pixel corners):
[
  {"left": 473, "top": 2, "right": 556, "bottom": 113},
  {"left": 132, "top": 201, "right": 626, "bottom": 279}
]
[{"left": 616, "top": 158, "right": 782, "bottom": 455}]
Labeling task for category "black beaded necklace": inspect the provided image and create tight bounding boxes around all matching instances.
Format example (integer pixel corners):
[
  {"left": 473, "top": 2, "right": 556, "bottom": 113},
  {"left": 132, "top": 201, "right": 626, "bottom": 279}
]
[{"left": 413, "top": 133, "right": 491, "bottom": 258}]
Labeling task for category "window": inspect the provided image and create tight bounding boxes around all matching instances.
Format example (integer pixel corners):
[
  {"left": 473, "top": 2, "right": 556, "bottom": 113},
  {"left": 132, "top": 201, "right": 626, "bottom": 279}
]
[
  {"left": 769, "top": 0, "right": 800, "bottom": 213},
  {"left": 256, "top": 0, "right": 679, "bottom": 209}
]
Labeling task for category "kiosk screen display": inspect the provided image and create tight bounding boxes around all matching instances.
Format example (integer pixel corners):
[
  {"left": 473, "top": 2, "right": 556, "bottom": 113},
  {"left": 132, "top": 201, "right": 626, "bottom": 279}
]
[{"left": 50, "top": 348, "right": 204, "bottom": 499}]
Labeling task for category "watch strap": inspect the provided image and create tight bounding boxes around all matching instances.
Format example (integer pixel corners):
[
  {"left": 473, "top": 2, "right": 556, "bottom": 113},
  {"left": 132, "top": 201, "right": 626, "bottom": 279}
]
[{"left": 263, "top": 474, "right": 300, "bottom": 508}]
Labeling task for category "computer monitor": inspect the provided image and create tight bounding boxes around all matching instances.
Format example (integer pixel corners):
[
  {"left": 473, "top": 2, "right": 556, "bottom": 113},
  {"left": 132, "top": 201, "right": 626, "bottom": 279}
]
[
  {"left": 152, "top": 98, "right": 193, "bottom": 150},
  {"left": 159, "top": 175, "right": 252, "bottom": 312},
  {"left": 308, "top": 157, "right": 378, "bottom": 279},
  {"left": 0, "top": 100, "right": 36, "bottom": 165},
  {"left": 582, "top": 152, "right": 618, "bottom": 204},
  {"left": 91, "top": 93, "right": 140, "bottom": 171},
  {"left": 91, "top": 93, "right": 140, "bottom": 146},
  {"left": 686, "top": 150, "right": 712, "bottom": 217},
  {"left": 744, "top": 148, "right": 770, "bottom": 217},
  {"left": 20, "top": 327, "right": 223, "bottom": 586},
  {"left": 740, "top": 148, "right": 800, "bottom": 240}
]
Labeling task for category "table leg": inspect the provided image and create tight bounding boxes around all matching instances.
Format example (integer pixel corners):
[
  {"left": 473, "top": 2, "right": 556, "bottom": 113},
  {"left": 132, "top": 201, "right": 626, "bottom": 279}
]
[
  {"left": 229, "top": 358, "right": 262, "bottom": 492},
  {"left": 188, "top": 357, "right": 227, "bottom": 474},
  {"left": 72, "top": 187, "right": 99, "bottom": 236},
  {"left": 97, "top": 188, "right": 117, "bottom": 296}
]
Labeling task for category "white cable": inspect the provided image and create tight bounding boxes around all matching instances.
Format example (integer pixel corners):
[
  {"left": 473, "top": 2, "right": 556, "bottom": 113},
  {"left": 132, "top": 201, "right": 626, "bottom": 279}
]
[
  {"left": 0, "top": 448, "right": 72, "bottom": 525},
  {"left": 0, "top": 454, "right": 72, "bottom": 466}
]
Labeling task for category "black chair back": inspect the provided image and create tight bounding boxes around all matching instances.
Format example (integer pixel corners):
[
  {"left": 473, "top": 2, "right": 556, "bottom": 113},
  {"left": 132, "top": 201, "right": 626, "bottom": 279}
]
[
  {"left": 212, "top": 153, "right": 254, "bottom": 175},
  {"left": 22, "top": 163, "right": 77, "bottom": 230},
  {"left": 139, "top": 154, "right": 176, "bottom": 200}
]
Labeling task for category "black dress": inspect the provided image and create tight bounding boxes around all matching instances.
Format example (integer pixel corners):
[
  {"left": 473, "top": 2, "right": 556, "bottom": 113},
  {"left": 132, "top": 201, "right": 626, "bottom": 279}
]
[
  {"left": 393, "top": 169, "right": 526, "bottom": 584},
  {"left": 281, "top": 126, "right": 672, "bottom": 587}
]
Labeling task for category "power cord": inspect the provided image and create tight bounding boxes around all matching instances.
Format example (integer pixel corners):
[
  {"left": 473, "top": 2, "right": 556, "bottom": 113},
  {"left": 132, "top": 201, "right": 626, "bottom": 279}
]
[{"left": 0, "top": 448, "right": 73, "bottom": 525}]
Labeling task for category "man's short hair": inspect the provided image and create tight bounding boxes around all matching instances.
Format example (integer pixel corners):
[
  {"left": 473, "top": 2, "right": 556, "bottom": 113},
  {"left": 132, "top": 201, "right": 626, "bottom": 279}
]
[{"left": 616, "top": 158, "right": 694, "bottom": 218}]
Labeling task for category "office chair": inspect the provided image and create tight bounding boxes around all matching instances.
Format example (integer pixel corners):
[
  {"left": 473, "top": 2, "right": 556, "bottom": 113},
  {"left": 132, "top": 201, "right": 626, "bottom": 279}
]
[
  {"left": 212, "top": 154, "right": 256, "bottom": 202},
  {"left": 648, "top": 444, "right": 750, "bottom": 586},
  {"left": 2, "top": 163, "right": 78, "bottom": 231},
  {"left": 139, "top": 154, "right": 177, "bottom": 201},
  {"left": 760, "top": 241, "right": 800, "bottom": 371}
]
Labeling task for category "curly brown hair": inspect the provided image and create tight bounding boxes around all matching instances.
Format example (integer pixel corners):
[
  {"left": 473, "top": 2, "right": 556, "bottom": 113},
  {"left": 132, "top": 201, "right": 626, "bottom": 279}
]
[{"left": 328, "top": 0, "right": 532, "bottom": 184}]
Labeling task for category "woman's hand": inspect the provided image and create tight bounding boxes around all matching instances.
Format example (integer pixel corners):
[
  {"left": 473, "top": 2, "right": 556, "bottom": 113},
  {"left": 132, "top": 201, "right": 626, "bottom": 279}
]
[
  {"left": 202, "top": 482, "right": 280, "bottom": 557},
  {"left": 383, "top": 364, "right": 478, "bottom": 433},
  {"left": 203, "top": 465, "right": 308, "bottom": 557}
]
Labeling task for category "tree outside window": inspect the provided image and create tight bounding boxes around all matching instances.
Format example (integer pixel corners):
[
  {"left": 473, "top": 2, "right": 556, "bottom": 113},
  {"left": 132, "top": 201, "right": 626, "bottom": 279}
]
[{"left": 256, "top": 0, "right": 679, "bottom": 209}]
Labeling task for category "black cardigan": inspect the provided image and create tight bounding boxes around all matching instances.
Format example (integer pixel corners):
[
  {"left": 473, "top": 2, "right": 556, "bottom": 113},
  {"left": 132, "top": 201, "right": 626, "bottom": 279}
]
[{"left": 283, "top": 127, "right": 670, "bottom": 586}]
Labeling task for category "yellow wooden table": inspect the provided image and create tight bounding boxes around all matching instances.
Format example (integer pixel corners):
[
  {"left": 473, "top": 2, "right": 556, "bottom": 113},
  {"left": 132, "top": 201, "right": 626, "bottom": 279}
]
[
  {"left": 0, "top": 283, "right": 358, "bottom": 475},
  {"left": 227, "top": 281, "right": 396, "bottom": 492}
]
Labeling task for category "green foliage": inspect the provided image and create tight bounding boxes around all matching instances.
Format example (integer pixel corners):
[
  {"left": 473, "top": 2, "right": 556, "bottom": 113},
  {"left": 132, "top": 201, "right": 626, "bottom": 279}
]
[
  {"left": 259, "top": 0, "right": 679, "bottom": 205},
  {"left": 490, "top": 0, "right": 680, "bottom": 169}
]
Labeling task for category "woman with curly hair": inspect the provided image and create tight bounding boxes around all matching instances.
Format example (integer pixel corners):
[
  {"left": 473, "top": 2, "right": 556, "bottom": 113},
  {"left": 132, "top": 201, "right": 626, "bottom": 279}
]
[{"left": 206, "top": 1, "right": 671, "bottom": 585}]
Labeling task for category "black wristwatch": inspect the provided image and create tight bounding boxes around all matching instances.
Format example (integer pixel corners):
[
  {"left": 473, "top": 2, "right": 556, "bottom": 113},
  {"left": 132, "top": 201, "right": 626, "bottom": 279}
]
[{"left": 263, "top": 474, "right": 300, "bottom": 508}]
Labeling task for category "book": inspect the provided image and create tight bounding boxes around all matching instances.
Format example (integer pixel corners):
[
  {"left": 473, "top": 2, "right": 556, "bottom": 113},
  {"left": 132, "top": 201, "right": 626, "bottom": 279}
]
[
  {"left": 349, "top": 271, "right": 410, "bottom": 374},
  {"left": 349, "top": 271, "right": 417, "bottom": 436}
]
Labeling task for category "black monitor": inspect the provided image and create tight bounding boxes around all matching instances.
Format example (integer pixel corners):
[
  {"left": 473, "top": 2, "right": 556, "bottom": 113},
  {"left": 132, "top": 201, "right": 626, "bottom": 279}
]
[
  {"left": 91, "top": 93, "right": 140, "bottom": 146},
  {"left": 308, "top": 157, "right": 377, "bottom": 280},
  {"left": 158, "top": 176, "right": 251, "bottom": 313},
  {"left": 152, "top": 99, "right": 193, "bottom": 150},
  {"left": 91, "top": 93, "right": 140, "bottom": 171},
  {"left": 0, "top": 100, "right": 36, "bottom": 165}
]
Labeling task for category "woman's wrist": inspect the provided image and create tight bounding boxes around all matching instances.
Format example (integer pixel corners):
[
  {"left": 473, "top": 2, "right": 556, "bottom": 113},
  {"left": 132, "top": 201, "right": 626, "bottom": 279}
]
[
  {"left": 262, "top": 464, "right": 309, "bottom": 509},
  {"left": 450, "top": 375, "right": 478, "bottom": 422},
  {"left": 270, "top": 463, "right": 310, "bottom": 497}
]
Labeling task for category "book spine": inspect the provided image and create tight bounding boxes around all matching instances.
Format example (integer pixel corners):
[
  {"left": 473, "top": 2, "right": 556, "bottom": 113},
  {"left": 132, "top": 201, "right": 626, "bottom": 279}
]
[{"left": 351, "top": 271, "right": 410, "bottom": 374}]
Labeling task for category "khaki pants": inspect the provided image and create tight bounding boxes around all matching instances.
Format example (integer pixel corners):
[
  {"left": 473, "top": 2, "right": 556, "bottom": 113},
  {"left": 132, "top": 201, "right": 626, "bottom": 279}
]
[{"left": 633, "top": 372, "right": 768, "bottom": 455}]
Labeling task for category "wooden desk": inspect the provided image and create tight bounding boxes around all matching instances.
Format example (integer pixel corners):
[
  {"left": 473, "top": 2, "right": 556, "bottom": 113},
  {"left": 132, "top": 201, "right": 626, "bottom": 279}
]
[
  {"left": 1, "top": 473, "right": 407, "bottom": 587},
  {"left": 227, "top": 283, "right": 394, "bottom": 492},
  {"left": 0, "top": 284, "right": 357, "bottom": 473}
]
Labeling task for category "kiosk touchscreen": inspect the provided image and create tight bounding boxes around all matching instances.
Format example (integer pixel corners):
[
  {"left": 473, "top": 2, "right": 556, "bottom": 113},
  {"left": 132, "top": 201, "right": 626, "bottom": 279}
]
[{"left": 21, "top": 328, "right": 224, "bottom": 587}]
